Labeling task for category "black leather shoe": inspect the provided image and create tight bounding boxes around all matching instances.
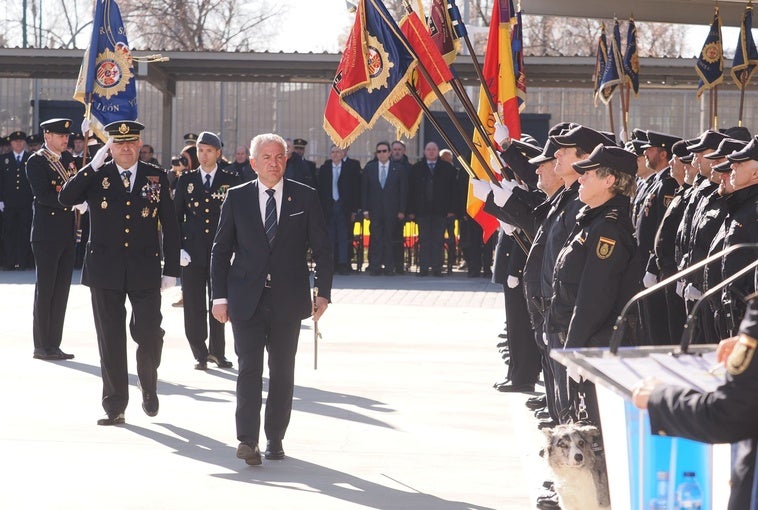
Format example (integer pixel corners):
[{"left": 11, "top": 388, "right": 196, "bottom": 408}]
[
  {"left": 33, "top": 348, "right": 53, "bottom": 360},
  {"left": 493, "top": 379, "right": 510, "bottom": 389},
  {"left": 265, "top": 439, "right": 285, "bottom": 460},
  {"left": 195, "top": 361, "right": 207, "bottom": 370},
  {"left": 417, "top": 269, "right": 429, "bottom": 277},
  {"left": 50, "top": 347, "right": 74, "bottom": 360},
  {"left": 536, "top": 419, "right": 557, "bottom": 430},
  {"left": 97, "top": 413, "right": 125, "bottom": 426},
  {"left": 432, "top": 269, "right": 443, "bottom": 277},
  {"left": 142, "top": 392, "right": 159, "bottom": 417},
  {"left": 525, "top": 394, "right": 547, "bottom": 410},
  {"left": 534, "top": 410, "right": 551, "bottom": 420},
  {"left": 497, "top": 383, "right": 535, "bottom": 393},
  {"left": 207, "top": 354, "right": 233, "bottom": 369},
  {"left": 236, "top": 442, "right": 262, "bottom": 466},
  {"left": 497, "top": 331, "right": 508, "bottom": 339}
]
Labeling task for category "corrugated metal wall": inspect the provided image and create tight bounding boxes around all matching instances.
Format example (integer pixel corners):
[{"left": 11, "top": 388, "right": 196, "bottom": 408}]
[{"left": 1, "top": 76, "right": 755, "bottom": 166}]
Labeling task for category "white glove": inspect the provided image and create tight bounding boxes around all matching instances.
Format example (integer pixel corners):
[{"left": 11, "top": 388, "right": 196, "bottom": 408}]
[
  {"left": 642, "top": 272, "right": 658, "bottom": 289},
  {"left": 81, "top": 118, "right": 90, "bottom": 136},
  {"left": 676, "top": 280, "right": 685, "bottom": 297},
  {"left": 493, "top": 121, "right": 510, "bottom": 146},
  {"left": 497, "top": 220, "right": 517, "bottom": 236},
  {"left": 490, "top": 181, "right": 514, "bottom": 207},
  {"left": 683, "top": 283, "right": 703, "bottom": 301},
  {"left": 180, "top": 249, "right": 191, "bottom": 267},
  {"left": 0, "top": 201, "right": 4, "bottom": 212},
  {"left": 90, "top": 139, "right": 113, "bottom": 170},
  {"left": 160, "top": 276, "right": 177, "bottom": 291},
  {"left": 72, "top": 202, "right": 88, "bottom": 214},
  {"left": 470, "top": 179, "right": 491, "bottom": 201},
  {"left": 507, "top": 275, "right": 520, "bottom": 288},
  {"left": 488, "top": 152, "right": 504, "bottom": 175}
]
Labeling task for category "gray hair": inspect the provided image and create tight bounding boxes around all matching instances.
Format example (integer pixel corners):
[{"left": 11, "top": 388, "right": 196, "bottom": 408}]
[{"left": 250, "top": 133, "right": 287, "bottom": 159}]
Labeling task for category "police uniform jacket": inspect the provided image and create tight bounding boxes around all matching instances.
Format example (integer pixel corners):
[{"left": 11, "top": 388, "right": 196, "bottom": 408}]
[
  {"left": 647, "top": 296, "right": 758, "bottom": 510},
  {"left": 631, "top": 172, "right": 657, "bottom": 225},
  {"left": 59, "top": 160, "right": 180, "bottom": 290},
  {"left": 677, "top": 176, "right": 715, "bottom": 272},
  {"left": 649, "top": 183, "right": 691, "bottom": 275},
  {"left": 719, "top": 183, "right": 758, "bottom": 314},
  {"left": 635, "top": 168, "right": 678, "bottom": 275},
  {"left": 483, "top": 186, "right": 546, "bottom": 239},
  {"left": 25, "top": 149, "right": 78, "bottom": 243},
  {"left": 546, "top": 194, "right": 640, "bottom": 348},
  {"left": 686, "top": 188, "right": 728, "bottom": 288},
  {"left": 0, "top": 151, "right": 32, "bottom": 207},
  {"left": 174, "top": 168, "right": 240, "bottom": 267}
]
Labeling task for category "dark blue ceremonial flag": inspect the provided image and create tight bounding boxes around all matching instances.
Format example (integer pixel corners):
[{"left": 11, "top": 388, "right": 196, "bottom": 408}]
[
  {"left": 593, "top": 28, "right": 608, "bottom": 106},
  {"left": 598, "top": 20, "right": 623, "bottom": 105},
  {"left": 446, "top": 0, "right": 467, "bottom": 38},
  {"left": 730, "top": 5, "right": 758, "bottom": 89},
  {"left": 695, "top": 10, "right": 724, "bottom": 98},
  {"left": 74, "top": 0, "right": 138, "bottom": 142},
  {"left": 339, "top": 0, "right": 416, "bottom": 128},
  {"left": 623, "top": 18, "right": 639, "bottom": 96}
]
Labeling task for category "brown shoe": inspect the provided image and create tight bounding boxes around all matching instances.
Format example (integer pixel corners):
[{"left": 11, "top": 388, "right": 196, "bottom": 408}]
[
  {"left": 207, "top": 354, "right": 233, "bottom": 369},
  {"left": 236, "top": 442, "right": 261, "bottom": 466},
  {"left": 172, "top": 296, "right": 184, "bottom": 307}
]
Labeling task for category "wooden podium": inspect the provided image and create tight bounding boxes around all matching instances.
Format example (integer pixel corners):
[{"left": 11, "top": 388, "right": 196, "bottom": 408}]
[{"left": 551, "top": 345, "right": 731, "bottom": 510}]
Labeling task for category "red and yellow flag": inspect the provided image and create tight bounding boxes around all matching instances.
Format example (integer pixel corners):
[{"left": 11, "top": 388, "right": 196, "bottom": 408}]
[{"left": 466, "top": 0, "right": 521, "bottom": 242}]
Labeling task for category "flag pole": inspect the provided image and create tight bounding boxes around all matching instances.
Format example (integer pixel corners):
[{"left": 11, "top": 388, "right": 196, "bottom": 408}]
[
  {"left": 607, "top": 98, "right": 616, "bottom": 135},
  {"left": 738, "top": 75, "right": 747, "bottom": 126},
  {"left": 713, "top": 85, "right": 719, "bottom": 129}
]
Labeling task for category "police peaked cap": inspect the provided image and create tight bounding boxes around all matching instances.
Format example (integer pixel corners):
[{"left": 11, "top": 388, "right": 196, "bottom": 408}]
[
  {"left": 703, "top": 138, "right": 748, "bottom": 160},
  {"left": 528, "top": 138, "right": 560, "bottom": 165},
  {"left": 104, "top": 120, "right": 144, "bottom": 142},
  {"left": 670, "top": 140, "right": 691, "bottom": 159},
  {"left": 8, "top": 130, "right": 27, "bottom": 141},
  {"left": 293, "top": 138, "right": 308, "bottom": 148},
  {"left": 572, "top": 144, "right": 638, "bottom": 176},
  {"left": 550, "top": 125, "right": 615, "bottom": 154},
  {"left": 726, "top": 135, "right": 758, "bottom": 163},
  {"left": 722, "top": 125, "right": 752, "bottom": 142},
  {"left": 183, "top": 132, "right": 199, "bottom": 143},
  {"left": 631, "top": 128, "right": 649, "bottom": 142},
  {"left": 625, "top": 140, "right": 647, "bottom": 156},
  {"left": 687, "top": 130, "right": 728, "bottom": 153},
  {"left": 641, "top": 131, "right": 681, "bottom": 154}
]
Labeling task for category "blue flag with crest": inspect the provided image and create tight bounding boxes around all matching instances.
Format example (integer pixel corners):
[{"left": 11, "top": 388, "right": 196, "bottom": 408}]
[
  {"left": 731, "top": 4, "right": 758, "bottom": 89},
  {"left": 695, "top": 9, "right": 724, "bottom": 98}
]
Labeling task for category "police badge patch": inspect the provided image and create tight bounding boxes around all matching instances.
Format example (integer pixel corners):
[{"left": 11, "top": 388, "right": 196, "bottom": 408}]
[
  {"left": 596, "top": 236, "right": 616, "bottom": 259},
  {"left": 727, "top": 336, "right": 758, "bottom": 376}
]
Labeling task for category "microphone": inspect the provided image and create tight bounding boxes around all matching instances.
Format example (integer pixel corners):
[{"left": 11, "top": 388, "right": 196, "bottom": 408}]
[
  {"left": 609, "top": 243, "right": 758, "bottom": 354},
  {"left": 679, "top": 260, "right": 758, "bottom": 353}
]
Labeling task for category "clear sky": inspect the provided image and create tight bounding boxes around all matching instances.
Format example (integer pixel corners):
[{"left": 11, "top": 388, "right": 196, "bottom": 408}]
[{"left": 263, "top": 0, "right": 354, "bottom": 53}]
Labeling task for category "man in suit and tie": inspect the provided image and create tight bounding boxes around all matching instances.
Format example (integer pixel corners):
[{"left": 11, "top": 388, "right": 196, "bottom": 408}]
[
  {"left": 361, "top": 141, "right": 407, "bottom": 275},
  {"left": 211, "top": 133, "right": 333, "bottom": 466},
  {"left": 26, "top": 118, "right": 84, "bottom": 360},
  {"left": 0, "top": 130, "right": 34, "bottom": 270},
  {"left": 59, "top": 120, "right": 180, "bottom": 426},
  {"left": 317, "top": 145, "right": 361, "bottom": 274},
  {"left": 174, "top": 131, "right": 240, "bottom": 370}
]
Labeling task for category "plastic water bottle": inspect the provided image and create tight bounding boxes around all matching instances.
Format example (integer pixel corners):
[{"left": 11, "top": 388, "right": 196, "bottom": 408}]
[
  {"left": 675, "top": 471, "right": 703, "bottom": 509},
  {"left": 649, "top": 471, "right": 669, "bottom": 509}
]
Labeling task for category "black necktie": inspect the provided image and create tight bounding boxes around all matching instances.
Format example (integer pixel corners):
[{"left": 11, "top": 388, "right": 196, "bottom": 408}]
[
  {"left": 121, "top": 170, "right": 132, "bottom": 190},
  {"left": 16, "top": 155, "right": 21, "bottom": 165},
  {"left": 264, "top": 188, "right": 277, "bottom": 244},
  {"left": 204, "top": 173, "right": 211, "bottom": 190}
]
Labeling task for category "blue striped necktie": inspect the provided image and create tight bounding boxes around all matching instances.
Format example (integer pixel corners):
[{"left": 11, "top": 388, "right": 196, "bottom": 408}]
[{"left": 264, "top": 188, "right": 277, "bottom": 244}]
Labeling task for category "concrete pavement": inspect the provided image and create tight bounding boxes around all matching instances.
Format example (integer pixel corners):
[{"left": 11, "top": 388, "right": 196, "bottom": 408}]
[{"left": 1, "top": 268, "right": 550, "bottom": 509}]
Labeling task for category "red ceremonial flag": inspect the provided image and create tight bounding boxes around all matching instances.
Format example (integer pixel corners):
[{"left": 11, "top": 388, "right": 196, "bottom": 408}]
[
  {"left": 466, "top": 0, "right": 521, "bottom": 242},
  {"left": 384, "top": 9, "right": 454, "bottom": 139}
]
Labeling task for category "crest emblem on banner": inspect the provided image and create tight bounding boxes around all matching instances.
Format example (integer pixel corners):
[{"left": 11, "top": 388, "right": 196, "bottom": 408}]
[
  {"left": 94, "top": 44, "right": 134, "bottom": 100},
  {"left": 365, "top": 34, "right": 393, "bottom": 92}
]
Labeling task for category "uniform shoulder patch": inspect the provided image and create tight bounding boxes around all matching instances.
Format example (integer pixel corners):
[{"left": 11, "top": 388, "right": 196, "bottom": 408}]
[
  {"left": 604, "top": 208, "right": 620, "bottom": 222},
  {"left": 727, "top": 335, "right": 758, "bottom": 376},
  {"left": 595, "top": 236, "right": 616, "bottom": 260}
]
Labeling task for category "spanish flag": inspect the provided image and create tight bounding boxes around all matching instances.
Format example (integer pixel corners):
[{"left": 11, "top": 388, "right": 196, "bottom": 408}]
[{"left": 466, "top": 0, "right": 521, "bottom": 242}]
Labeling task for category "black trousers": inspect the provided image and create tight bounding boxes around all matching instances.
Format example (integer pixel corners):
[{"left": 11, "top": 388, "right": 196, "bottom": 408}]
[
  {"left": 231, "top": 289, "right": 301, "bottom": 445},
  {"left": 31, "top": 241, "right": 75, "bottom": 351},
  {"left": 504, "top": 282, "right": 540, "bottom": 386},
  {"left": 181, "top": 262, "right": 226, "bottom": 362},
  {"left": 90, "top": 287, "right": 164, "bottom": 416},
  {"left": 368, "top": 215, "right": 400, "bottom": 271},
  {"left": 416, "top": 215, "right": 446, "bottom": 271},
  {"left": 3, "top": 206, "right": 32, "bottom": 268}
]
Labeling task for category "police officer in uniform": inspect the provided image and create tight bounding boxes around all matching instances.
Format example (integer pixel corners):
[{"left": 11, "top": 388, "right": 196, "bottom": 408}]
[
  {"left": 174, "top": 131, "right": 240, "bottom": 370},
  {"left": 0, "top": 130, "right": 33, "bottom": 270},
  {"left": 59, "top": 121, "right": 180, "bottom": 425},
  {"left": 26, "top": 119, "right": 83, "bottom": 360}
]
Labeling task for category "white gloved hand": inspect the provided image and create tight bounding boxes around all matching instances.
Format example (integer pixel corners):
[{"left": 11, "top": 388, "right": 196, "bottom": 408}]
[
  {"left": 676, "top": 280, "right": 685, "bottom": 297},
  {"left": 81, "top": 118, "right": 90, "bottom": 136},
  {"left": 470, "top": 179, "right": 492, "bottom": 201},
  {"left": 683, "top": 283, "right": 703, "bottom": 301},
  {"left": 90, "top": 139, "right": 113, "bottom": 170},
  {"left": 488, "top": 152, "right": 504, "bottom": 175},
  {"left": 180, "top": 249, "right": 191, "bottom": 267},
  {"left": 0, "top": 201, "right": 4, "bottom": 212},
  {"left": 497, "top": 220, "right": 517, "bottom": 236},
  {"left": 72, "top": 202, "right": 88, "bottom": 214},
  {"left": 493, "top": 121, "right": 510, "bottom": 146},
  {"left": 642, "top": 272, "right": 658, "bottom": 289},
  {"left": 507, "top": 275, "right": 520, "bottom": 288},
  {"left": 490, "top": 181, "right": 514, "bottom": 207},
  {"left": 160, "top": 276, "right": 177, "bottom": 291}
]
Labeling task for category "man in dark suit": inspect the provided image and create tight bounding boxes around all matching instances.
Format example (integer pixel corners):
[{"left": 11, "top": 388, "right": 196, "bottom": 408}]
[
  {"left": 407, "top": 141, "right": 457, "bottom": 276},
  {"left": 59, "top": 120, "right": 180, "bottom": 426},
  {"left": 26, "top": 118, "right": 83, "bottom": 360},
  {"left": 0, "top": 130, "right": 33, "bottom": 270},
  {"left": 211, "top": 133, "right": 333, "bottom": 466},
  {"left": 317, "top": 144, "right": 361, "bottom": 274},
  {"left": 174, "top": 131, "right": 240, "bottom": 370},
  {"left": 361, "top": 141, "right": 407, "bottom": 275}
]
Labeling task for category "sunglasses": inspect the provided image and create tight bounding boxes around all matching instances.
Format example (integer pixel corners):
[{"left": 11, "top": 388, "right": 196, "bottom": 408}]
[{"left": 376, "top": 149, "right": 389, "bottom": 153}]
